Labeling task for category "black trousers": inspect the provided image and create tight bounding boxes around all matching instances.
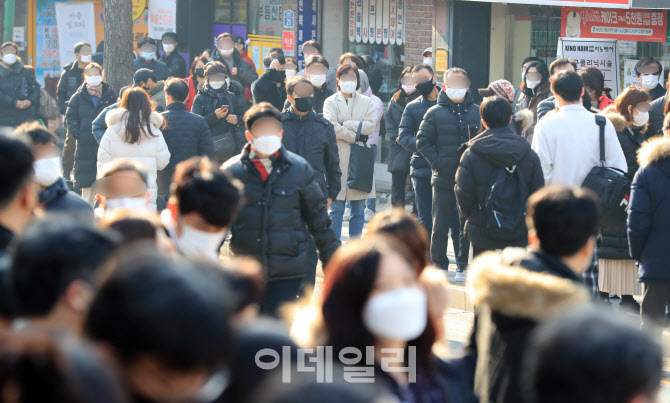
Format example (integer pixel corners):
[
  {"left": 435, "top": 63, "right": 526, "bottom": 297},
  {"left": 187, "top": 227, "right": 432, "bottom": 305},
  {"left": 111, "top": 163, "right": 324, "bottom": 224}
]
[
  {"left": 641, "top": 282, "right": 670, "bottom": 330},
  {"left": 261, "top": 278, "right": 304, "bottom": 318},
  {"left": 412, "top": 176, "right": 433, "bottom": 238},
  {"left": 391, "top": 171, "right": 409, "bottom": 207},
  {"left": 431, "top": 186, "right": 469, "bottom": 270}
]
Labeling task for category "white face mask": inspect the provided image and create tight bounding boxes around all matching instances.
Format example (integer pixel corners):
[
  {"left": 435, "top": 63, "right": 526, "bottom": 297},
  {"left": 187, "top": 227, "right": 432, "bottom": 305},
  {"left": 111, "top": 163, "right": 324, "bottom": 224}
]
[
  {"left": 33, "top": 157, "right": 62, "bottom": 187},
  {"left": 362, "top": 287, "right": 427, "bottom": 341},
  {"left": 175, "top": 223, "right": 226, "bottom": 262},
  {"left": 80, "top": 54, "right": 92, "bottom": 63},
  {"left": 633, "top": 110, "right": 650, "bottom": 127},
  {"left": 2, "top": 54, "right": 16, "bottom": 65},
  {"left": 86, "top": 75, "right": 103, "bottom": 86},
  {"left": 209, "top": 81, "right": 225, "bottom": 90},
  {"left": 446, "top": 87, "right": 468, "bottom": 101},
  {"left": 105, "top": 197, "right": 147, "bottom": 211},
  {"left": 285, "top": 70, "right": 296, "bottom": 79},
  {"left": 521, "top": 69, "right": 527, "bottom": 83},
  {"left": 340, "top": 81, "right": 357, "bottom": 94},
  {"left": 310, "top": 74, "right": 327, "bottom": 88},
  {"left": 640, "top": 75, "right": 659, "bottom": 91},
  {"left": 163, "top": 43, "right": 175, "bottom": 53},
  {"left": 526, "top": 79, "right": 541, "bottom": 90},
  {"left": 423, "top": 57, "right": 433, "bottom": 65},
  {"left": 253, "top": 134, "right": 282, "bottom": 156},
  {"left": 402, "top": 84, "right": 416, "bottom": 95},
  {"left": 220, "top": 48, "right": 234, "bottom": 57},
  {"left": 225, "top": 78, "right": 230, "bottom": 87}
]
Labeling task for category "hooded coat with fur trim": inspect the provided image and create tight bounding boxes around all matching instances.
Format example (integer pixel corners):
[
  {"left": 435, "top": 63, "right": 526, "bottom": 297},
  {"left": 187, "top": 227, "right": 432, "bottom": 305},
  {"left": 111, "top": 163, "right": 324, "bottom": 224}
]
[
  {"left": 98, "top": 108, "right": 170, "bottom": 209},
  {"left": 463, "top": 248, "right": 589, "bottom": 403},
  {"left": 597, "top": 109, "right": 647, "bottom": 260},
  {"left": 628, "top": 137, "right": 670, "bottom": 283}
]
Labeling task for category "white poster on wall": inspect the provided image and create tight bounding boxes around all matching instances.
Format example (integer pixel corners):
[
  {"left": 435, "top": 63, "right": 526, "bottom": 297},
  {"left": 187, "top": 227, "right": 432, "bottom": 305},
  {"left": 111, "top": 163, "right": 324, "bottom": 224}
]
[
  {"left": 557, "top": 37, "right": 620, "bottom": 98},
  {"left": 55, "top": 2, "right": 96, "bottom": 73},
  {"left": 396, "top": 0, "right": 404, "bottom": 45},
  {"left": 355, "top": 0, "right": 362, "bottom": 43},
  {"left": 148, "top": 0, "right": 176, "bottom": 39},
  {"left": 375, "top": 0, "right": 383, "bottom": 43},
  {"left": 389, "top": 0, "right": 397, "bottom": 45}
]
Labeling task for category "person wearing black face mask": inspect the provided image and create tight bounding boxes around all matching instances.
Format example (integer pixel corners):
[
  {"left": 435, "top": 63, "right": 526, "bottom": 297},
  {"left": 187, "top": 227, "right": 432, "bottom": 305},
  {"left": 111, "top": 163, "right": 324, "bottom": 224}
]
[
  {"left": 281, "top": 77, "right": 341, "bottom": 296},
  {"left": 251, "top": 52, "right": 288, "bottom": 111},
  {"left": 185, "top": 56, "right": 209, "bottom": 112}
]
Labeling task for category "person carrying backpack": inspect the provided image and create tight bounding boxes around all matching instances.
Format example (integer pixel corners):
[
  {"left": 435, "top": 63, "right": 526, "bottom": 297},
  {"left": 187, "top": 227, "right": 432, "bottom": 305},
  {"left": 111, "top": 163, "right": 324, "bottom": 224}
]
[{"left": 455, "top": 96, "right": 544, "bottom": 257}]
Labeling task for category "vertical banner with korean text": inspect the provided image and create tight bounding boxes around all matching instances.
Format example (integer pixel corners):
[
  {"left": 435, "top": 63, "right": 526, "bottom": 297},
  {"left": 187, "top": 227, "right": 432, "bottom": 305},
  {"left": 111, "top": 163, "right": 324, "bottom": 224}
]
[
  {"left": 297, "top": 0, "right": 318, "bottom": 70},
  {"left": 55, "top": 2, "right": 95, "bottom": 76},
  {"left": 557, "top": 38, "right": 620, "bottom": 97},
  {"left": 148, "top": 0, "right": 176, "bottom": 40}
]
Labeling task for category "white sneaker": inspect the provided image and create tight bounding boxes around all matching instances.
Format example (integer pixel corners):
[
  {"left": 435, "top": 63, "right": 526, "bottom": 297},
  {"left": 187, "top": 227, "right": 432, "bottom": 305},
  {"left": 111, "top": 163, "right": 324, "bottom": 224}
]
[
  {"left": 455, "top": 271, "right": 466, "bottom": 282},
  {"left": 364, "top": 208, "right": 374, "bottom": 222},
  {"left": 343, "top": 208, "right": 351, "bottom": 221}
]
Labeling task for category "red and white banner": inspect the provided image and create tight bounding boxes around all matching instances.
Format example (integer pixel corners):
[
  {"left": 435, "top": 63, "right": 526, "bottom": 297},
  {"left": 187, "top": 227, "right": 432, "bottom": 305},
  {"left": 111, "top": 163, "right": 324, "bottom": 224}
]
[{"left": 561, "top": 7, "right": 667, "bottom": 43}]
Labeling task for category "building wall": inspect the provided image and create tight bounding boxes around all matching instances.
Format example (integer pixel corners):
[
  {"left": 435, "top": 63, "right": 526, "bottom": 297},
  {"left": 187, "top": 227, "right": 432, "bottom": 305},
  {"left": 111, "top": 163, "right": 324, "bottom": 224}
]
[
  {"left": 321, "top": 0, "right": 346, "bottom": 66},
  {"left": 489, "top": 3, "right": 507, "bottom": 83},
  {"left": 404, "top": 0, "right": 434, "bottom": 68}
]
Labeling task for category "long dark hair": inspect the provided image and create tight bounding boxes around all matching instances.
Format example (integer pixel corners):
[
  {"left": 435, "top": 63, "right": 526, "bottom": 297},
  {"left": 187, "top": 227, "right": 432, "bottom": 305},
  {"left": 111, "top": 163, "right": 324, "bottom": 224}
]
[
  {"left": 392, "top": 67, "right": 419, "bottom": 108},
  {"left": 118, "top": 87, "right": 157, "bottom": 144},
  {"left": 581, "top": 67, "right": 612, "bottom": 100},
  {"left": 190, "top": 56, "right": 208, "bottom": 82},
  {"left": 321, "top": 235, "right": 437, "bottom": 369},
  {"left": 521, "top": 60, "right": 550, "bottom": 97}
]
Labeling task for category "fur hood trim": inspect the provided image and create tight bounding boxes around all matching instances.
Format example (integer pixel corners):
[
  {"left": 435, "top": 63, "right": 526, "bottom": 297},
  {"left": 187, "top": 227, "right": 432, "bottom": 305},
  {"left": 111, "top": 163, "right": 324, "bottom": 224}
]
[
  {"left": 466, "top": 250, "right": 589, "bottom": 320},
  {"left": 601, "top": 107, "right": 648, "bottom": 134},
  {"left": 105, "top": 108, "right": 164, "bottom": 129},
  {"left": 513, "top": 109, "right": 534, "bottom": 131},
  {"left": 637, "top": 136, "right": 670, "bottom": 168}
]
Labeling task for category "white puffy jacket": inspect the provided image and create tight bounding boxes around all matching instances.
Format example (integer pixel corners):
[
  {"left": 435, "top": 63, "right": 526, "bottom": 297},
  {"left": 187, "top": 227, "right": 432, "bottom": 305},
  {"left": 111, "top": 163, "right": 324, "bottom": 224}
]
[{"left": 98, "top": 108, "right": 170, "bottom": 209}]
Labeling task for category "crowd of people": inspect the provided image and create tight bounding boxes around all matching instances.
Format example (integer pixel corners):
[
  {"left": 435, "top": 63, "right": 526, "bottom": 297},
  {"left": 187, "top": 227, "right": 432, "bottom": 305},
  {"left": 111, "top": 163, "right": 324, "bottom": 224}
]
[{"left": 0, "top": 31, "right": 668, "bottom": 402}]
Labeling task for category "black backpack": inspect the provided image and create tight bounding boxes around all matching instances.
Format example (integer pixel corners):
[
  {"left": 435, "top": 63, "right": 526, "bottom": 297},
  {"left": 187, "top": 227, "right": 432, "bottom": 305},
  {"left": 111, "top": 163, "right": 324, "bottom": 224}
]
[
  {"left": 478, "top": 163, "right": 529, "bottom": 241},
  {"left": 581, "top": 115, "right": 631, "bottom": 229}
]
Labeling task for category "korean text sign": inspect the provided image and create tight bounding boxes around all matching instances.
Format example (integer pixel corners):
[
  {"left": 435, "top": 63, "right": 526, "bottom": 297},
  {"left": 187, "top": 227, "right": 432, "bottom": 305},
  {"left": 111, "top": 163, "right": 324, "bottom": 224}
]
[
  {"left": 148, "top": 0, "right": 176, "bottom": 39},
  {"left": 561, "top": 7, "right": 667, "bottom": 43},
  {"left": 55, "top": 2, "right": 96, "bottom": 75},
  {"left": 557, "top": 38, "right": 621, "bottom": 98}
]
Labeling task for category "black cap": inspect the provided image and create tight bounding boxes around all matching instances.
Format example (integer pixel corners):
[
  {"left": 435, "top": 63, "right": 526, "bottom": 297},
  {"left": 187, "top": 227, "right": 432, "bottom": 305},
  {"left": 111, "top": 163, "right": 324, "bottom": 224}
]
[
  {"left": 232, "top": 35, "right": 245, "bottom": 45},
  {"left": 133, "top": 68, "right": 157, "bottom": 85},
  {"left": 162, "top": 32, "right": 178, "bottom": 42},
  {"left": 137, "top": 36, "right": 156, "bottom": 49}
]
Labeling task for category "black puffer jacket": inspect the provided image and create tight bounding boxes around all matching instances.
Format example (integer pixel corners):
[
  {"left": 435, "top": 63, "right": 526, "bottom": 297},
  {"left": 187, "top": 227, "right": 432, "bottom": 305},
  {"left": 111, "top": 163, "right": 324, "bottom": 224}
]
[
  {"left": 223, "top": 145, "right": 340, "bottom": 281},
  {"left": 62, "top": 82, "right": 116, "bottom": 188},
  {"left": 159, "top": 51, "right": 187, "bottom": 78},
  {"left": 191, "top": 83, "right": 247, "bottom": 153},
  {"left": 385, "top": 89, "right": 419, "bottom": 174},
  {"left": 157, "top": 103, "right": 214, "bottom": 196},
  {"left": 133, "top": 58, "right": 169, "bottom": 81},
  {"left": 599, "top": 112, "right": 646, "bottom": 260},
  {"left": 648, "top": 95, "right": 666, "bottom": 138},
  {"left": 56, "top": 61, "right": 84, "bottom": 115},
  {"left": 0, "top": 60, "right": 40, "bottom": 128},
  {"left": 39, "top": 178, "right": 93, "bottom": 216},
  {"left": 211, "top": 48, "right": 258, "bottom": 91},
  {"left": 398, "top": 95, "right": 437, "bottom": 178},
  {"left": 281, "top": 107, "right": 341, "bottom": 200},
  {"left": 251, "top": 69, "right": 287, "bottom": 111},
  {"left": 455, "top": 127, "right": 544, "bottom": 250},
  {"left": 417, "top": 91, "right": 480, "bottom": 189}
]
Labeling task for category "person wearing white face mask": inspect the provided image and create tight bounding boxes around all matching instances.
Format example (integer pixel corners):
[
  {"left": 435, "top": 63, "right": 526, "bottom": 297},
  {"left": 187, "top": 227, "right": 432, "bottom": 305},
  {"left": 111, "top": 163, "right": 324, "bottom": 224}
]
[
  {"left": 158, "top": 32, "right": 187, "bottom": 79},
  {"left": 417, "top": 67, "right": 480, "bottom": 275},
  {"left": 160, "top": 157, "right": 242, "bottom": 262},
  {"left": 597, "top": 87, "right": 651, "bottom": 309},
  {"left": 422, "top": 47, "right": 433, "bottom": 66},
  {"left": 635, "top": 57, "right": 666, "bottom": 101},
  {"left": 0, "top": 42, "right": 39, "bottom": 128},
  {"left": 223, "top": 102, "right": 340, "bottom": 317},
  {"left": 323, "top": 65, "right": 377, "bottom": 240},
  {"left": 14, "top": 122, "right": 92, "bottom": 216},
  {"left": 192, "top": 61, "right": 247, "bottom": 165},
  {"left": 92, "top": 159, "right": 151, "bottom": 217},
  {"left": 294, "top": 55, "right": 334, "bottom": 114},
  {"left": 133, "top": 36, "right": 169, "bottom": 82},
  {"left": 57, "top": 42, "right": 93, "bottom": 116},
  {"left": 211, "top": 33, "right": 258, "bottom": 101},
  {"left": 318, "top": 236, "right": 477, "bottom": 402}
]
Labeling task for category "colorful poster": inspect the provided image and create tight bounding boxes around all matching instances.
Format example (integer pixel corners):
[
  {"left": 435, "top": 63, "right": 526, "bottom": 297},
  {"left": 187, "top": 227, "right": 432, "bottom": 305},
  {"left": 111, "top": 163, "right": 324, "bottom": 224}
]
[
  {"left": 561, "top": 7, "right": 667, "bottom": 43},
  {"left": 148, "top": 0, "right": 176, "bottom": 39},
  {"left": 282, "top": 31, "right": 295, "bottom": 57},
  {"left": 297, "top": 0, "right": 318, "bottom": 70},
  {"left": 467, "top": 0, "right": 630, "bottom": 7},
  {"left": 557, "top": 38, "right": 621, "bottom": 97},
  {"left": 623, "top": 59, "right": 665, "bottom": 91},
  {"left": 35, "top": 0, "right": 67, "bottom": 86},
  {"left": 55, "top": 2, "right": 95, "bottom": 79}
]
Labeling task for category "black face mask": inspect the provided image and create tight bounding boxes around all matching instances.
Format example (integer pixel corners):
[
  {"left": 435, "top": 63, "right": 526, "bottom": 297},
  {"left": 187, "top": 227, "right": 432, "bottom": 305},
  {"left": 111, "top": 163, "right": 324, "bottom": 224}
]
[
  {"left": 270, "top": 69, "right": 286, "bottom": 83},
  {"left": 416, "top": 80, "right": 435, "bottom": 97},
  {"left": 195, "top": 67, "right": 205, "bottom": 78},
  {"left": 294, "top": 97, "right": 314, "bottom": 112}
]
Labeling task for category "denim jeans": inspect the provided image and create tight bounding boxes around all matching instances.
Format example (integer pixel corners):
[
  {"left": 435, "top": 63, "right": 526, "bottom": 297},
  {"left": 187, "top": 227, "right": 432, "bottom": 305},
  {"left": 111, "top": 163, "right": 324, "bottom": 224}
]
[
  {"left": 330, "top": 199, "right": 365, "bottom": 240},
  {"left": 411, "top": 176, "right": 433, "bottom": 238},
  {"left": 366, "top": 198, "right": 376, "bottom": 212}
]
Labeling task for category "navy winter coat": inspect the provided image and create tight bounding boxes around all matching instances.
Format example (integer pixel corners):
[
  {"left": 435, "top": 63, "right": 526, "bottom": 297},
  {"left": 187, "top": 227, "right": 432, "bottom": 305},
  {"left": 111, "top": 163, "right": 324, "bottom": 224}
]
[{"left": 397, "top": 94, "right": 437, "bottom": 179}]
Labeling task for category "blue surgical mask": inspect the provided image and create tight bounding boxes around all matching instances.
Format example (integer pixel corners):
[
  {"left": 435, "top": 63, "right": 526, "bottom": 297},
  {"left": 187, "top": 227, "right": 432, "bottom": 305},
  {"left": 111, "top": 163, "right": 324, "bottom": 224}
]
[{"left": 142, "top": 51, "right": 155, "bottom": 61}]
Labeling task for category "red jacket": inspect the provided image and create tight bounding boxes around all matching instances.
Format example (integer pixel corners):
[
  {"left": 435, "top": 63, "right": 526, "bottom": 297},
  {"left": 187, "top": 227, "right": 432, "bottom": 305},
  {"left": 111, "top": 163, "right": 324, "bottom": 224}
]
[
  {"left": 240, "top": 51, "right": 257, "bottom": 102},
  {"left": 598, "top": 95, "right": 615, "bottom": 111},
  {"left": 184, "top": 76, "right": 197, "bottom": 112}
]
